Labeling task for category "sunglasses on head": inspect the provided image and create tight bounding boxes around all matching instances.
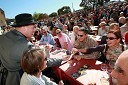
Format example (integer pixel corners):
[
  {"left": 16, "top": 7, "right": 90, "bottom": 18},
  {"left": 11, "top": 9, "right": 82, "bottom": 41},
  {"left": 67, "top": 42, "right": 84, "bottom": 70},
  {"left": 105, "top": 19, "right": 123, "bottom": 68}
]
[
  {"left": 56, "top": 32, "right": 61, "bottom": 34},
  {"left": 106, "top": 37, "right": 117, "bottom": 40}
]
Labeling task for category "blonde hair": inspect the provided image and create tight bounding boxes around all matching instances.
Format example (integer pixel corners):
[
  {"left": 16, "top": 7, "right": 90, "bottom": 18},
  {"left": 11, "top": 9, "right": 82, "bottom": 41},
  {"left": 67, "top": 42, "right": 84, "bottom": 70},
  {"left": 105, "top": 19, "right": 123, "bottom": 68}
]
[
  {"left": 73, "top": 26, "right": 79, "bottom": 32},
  {"left": 99, "top": 21, "right": 106, "bottom": 27},
  {"left": 109, "top": 23, "right": 119, "bottom": 31}
]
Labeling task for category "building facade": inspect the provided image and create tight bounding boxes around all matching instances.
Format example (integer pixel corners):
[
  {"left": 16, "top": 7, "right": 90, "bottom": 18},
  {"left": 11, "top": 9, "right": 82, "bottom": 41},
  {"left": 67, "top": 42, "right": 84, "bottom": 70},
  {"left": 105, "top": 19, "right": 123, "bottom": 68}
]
[{"left": 0, "top": 8, "right": 6, "bottom": 26}]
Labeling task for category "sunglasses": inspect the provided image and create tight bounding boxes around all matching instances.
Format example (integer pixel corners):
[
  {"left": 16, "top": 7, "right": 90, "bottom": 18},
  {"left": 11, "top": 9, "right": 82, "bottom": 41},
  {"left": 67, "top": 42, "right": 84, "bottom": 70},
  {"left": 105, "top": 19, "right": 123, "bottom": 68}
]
[
  {"left": 106, "top": 37, "right": 117, "bottom": 40},
  {"left": 45, "top": 57, "right": 47, "bottom": 61},
  {"left": 56, "top": 32, "right": 61, "bottom": 34},
  {"left": 78, "top": 35, "right": 84, "bottom": 37}
]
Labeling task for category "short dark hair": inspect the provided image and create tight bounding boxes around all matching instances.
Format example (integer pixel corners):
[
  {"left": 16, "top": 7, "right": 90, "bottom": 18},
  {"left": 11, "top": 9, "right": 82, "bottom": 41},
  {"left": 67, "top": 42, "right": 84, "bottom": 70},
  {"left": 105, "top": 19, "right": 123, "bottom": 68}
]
[
  {"left": 79, "top": 27, "right": 89, "bottom": 34},
  {"left": 108, "top": 30, "right": 122, "bottom": 39},
  {"left": 21, "top": 48, "right": 46, "bottom": 75},
  {"left": 108, "top": 30, "right": 124, "bottom": 44}
]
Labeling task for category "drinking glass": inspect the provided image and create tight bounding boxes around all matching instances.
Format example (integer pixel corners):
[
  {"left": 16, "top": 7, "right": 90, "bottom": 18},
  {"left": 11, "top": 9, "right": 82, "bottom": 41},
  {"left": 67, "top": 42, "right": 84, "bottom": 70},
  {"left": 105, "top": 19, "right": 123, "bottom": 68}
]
[
  {"left": 106, "top": 66, "right": 112, "bottom": 75},
  {"left": 101, "top": 64, "right": 107, "bottom": 78},
  {"left": 106, "top": 65, "right": 112, "bottom": 82},
  {"left": 45, "top": 43, "right": 51, "bottom": 58},
  {"left": 76, "top": 56, "right": 81, "bottom": 64},
  {"left": 100, "top": 77, "right": 110, "bottom": 85}
]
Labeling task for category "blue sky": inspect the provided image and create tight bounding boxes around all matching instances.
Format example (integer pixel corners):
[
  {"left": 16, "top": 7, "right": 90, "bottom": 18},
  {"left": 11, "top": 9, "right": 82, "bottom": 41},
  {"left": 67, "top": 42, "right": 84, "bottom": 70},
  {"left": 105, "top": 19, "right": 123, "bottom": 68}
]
[
  {"left": 0, "top": 0, "right": 82, "bottom": 19},
  {"left": 0, "top": 0, "right": 124, "bottom": 19}
]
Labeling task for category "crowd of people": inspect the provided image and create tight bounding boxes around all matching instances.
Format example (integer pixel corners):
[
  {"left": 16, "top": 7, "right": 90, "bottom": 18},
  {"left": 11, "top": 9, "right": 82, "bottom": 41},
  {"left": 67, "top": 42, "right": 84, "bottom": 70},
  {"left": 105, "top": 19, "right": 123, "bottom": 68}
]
[{"left": 0, "top": 1, "right": 128, "bottom": 85}]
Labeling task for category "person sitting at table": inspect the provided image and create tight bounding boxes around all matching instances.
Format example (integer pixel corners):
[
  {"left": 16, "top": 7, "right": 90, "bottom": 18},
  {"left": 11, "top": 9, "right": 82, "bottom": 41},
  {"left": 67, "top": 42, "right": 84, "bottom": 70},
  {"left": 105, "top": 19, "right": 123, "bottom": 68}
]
[
  {"left": 98, "top": 21, "right": 109, "bottom": 36},
  {"left": 108, "top": 18, "right": 115, "bottom": 26},
  {"left": 101, "top": 23, "right": 121, "bottom": 44},
  {"left": 109, "top": 23, "right": 120, "bottom": 31},
  {"left": 62, "top": 24, "right": 69, "bottom": 36},
  {"left": 111, "top": 49, "right": 128, "bottom": 85},
  {"left": 120, "top": 17, "right": 128, "bottom": 37},
  {"left": 69, "top": 25, "right": 80, "bottom": 45},
  {"left": 39, "top": 26, "right": 56, "bottom": 45},
  {"left": 85, "top": 21, "right": 95, "bottom": 35},
  {"left": 72, "top": 27, "right": 99, "bottom": 59},
  {"left": 72, "top": 30, "right": 127, "bottom": 63},
  {"left": 34, "top": 29, "right": 42, "bottom": 41},
  {"left": 20, "top": 47, "right": 68, "bottom": 85},
  {"left": 56, "top": 29, "right": 73, "bottom": 51}
]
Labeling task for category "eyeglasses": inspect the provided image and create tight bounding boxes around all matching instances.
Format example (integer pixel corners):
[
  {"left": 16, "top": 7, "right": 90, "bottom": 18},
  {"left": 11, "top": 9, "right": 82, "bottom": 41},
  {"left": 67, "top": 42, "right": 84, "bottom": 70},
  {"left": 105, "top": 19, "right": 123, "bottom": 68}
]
[
  {"left": 106, "top": 37, "right": 117, "bottom": 40},
  {"left": 78, "top": 35, "right": 84, "bottom": 37},
  {"left": 56, "top": 32, "right": 61, "bottom": 34},
  {"left": 45, "top": 57, "right": 47, "bottom": 61}
]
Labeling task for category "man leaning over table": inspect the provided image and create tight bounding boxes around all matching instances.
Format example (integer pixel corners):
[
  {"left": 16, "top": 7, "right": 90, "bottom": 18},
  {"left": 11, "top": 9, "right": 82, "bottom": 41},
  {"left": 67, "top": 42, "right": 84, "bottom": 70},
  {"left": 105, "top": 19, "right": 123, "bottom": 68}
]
[
  {"left": 0, "top": 13, "right": 69, "bottom": 85},
  {"left": 72, "top": 27, "right": 99, "bottom": 59}
]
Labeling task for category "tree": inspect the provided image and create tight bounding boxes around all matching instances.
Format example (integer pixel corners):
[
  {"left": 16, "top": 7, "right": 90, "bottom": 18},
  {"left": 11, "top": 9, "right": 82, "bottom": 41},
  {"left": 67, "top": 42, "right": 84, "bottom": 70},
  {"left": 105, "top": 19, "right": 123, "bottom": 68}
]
[
  {"left": 49, "top": 12, "right": 57, "bottom": 17},
  {"left": 105, "top": 0, "right": 110, "bottom": 2},
  {"left": 33, "top": 12, "right": 41, "bottom": 21},
  {"left": 33, "top": 12, "right": 49, "bottom": 21},
  {"left": 79, "top": 0, "right": 85, "bottom": 7},
  {"left": 57, "top": 6, "right": 71, "bottom": 15},
  {"left": 38, "top": 13, "right": 49, "bottom": 21}
]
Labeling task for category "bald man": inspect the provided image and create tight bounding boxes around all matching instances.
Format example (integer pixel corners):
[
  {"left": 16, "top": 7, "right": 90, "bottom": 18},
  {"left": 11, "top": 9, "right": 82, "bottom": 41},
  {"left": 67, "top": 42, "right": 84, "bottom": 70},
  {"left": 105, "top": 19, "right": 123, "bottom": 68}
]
[{"left": 111, "top": 49, "right": 128, "bottom": 85}]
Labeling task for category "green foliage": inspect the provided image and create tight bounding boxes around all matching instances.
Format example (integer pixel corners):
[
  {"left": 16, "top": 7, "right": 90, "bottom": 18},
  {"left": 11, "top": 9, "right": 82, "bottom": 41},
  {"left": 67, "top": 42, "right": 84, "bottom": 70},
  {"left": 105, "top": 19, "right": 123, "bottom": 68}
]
[
  {"left": 33, "top": 12, "right": 41, "bottom": 21},
  {"left": 57, "top": 6, "right": 71, "bottom": 15},
  {"left": 38, "top": 13, "right": 49, "bottom": 20},
  {"left": 105, "top": 0, "right": 110, "bottom": 2},
  {"left": 49, "top": 12, "right": 57, "bottom": 17},
  {"left": 33, "top": 6, "right": 71, "bottom": 20},
  {"left": 33, "top": 12, "right": 49, "bottom": 21},
  {"left": 79, "top": 1, "right": 85, "bottom": 7}
]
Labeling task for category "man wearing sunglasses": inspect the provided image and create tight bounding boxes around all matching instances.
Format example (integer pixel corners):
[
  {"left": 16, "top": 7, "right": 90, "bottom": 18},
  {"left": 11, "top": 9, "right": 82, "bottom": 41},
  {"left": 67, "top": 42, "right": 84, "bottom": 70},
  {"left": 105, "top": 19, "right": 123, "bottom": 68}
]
[
  {"left": 72, "top": 27, "right": 99, "bottom": 59},
  {"left": 56, "top": 29, "right": 73, "bottom": 51},
  {"left": 111, "top": 49, "right": 128, "bottom": 85},
  {"left": 72, "top": 30, "right": 127, "bottom": 63}
]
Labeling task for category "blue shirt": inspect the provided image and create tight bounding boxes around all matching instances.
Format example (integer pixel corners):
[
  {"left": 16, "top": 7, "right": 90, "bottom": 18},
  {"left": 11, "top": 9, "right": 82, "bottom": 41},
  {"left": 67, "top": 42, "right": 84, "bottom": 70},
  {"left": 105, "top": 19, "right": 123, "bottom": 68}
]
[{"left": 40, "top": 33, "right": 56, "bottom": 45}]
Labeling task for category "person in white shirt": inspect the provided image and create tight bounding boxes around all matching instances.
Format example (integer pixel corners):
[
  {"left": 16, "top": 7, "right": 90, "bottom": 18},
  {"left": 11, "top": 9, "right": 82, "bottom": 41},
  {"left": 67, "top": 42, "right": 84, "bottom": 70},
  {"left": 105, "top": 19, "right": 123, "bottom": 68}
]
[
  {"left": 69, "top": 26, "right": 79, "bottom": 45},
  {"left": 20, "top": 48, "right": 68, "bottom": 85}
]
